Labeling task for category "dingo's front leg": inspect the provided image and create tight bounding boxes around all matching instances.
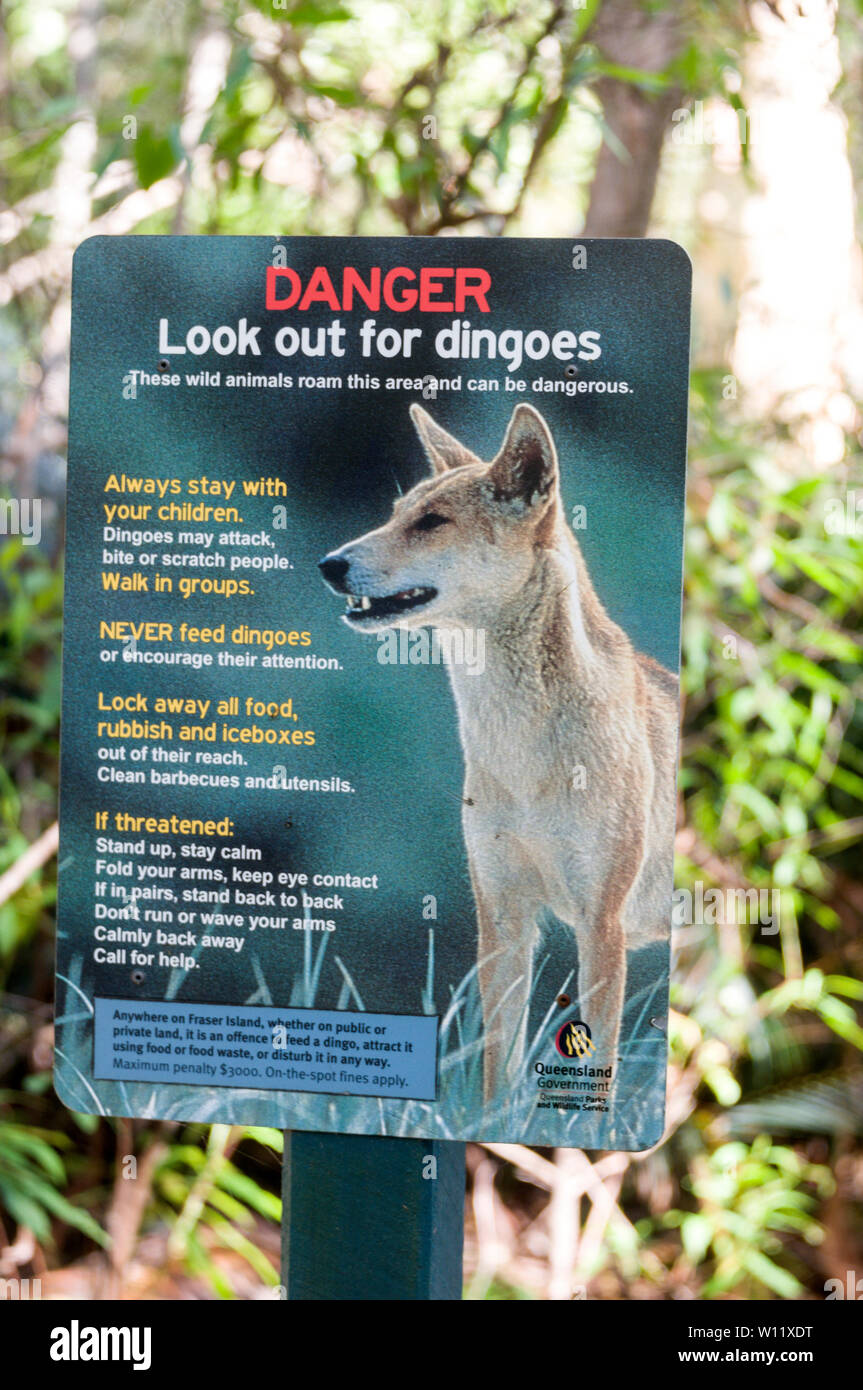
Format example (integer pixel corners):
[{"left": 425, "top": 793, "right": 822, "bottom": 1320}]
[
  {"left": 466, "top": 839, "right": 539, "bottom": 1103},
  {"left": 572, "top": 787, "right": 649, "bottom": 1077},
  {"left": 574, "top": 911, "right": 626, "bottom": 1072},
  {"left": 476, "top": 905, "right": 537, "bottom": 1104}
]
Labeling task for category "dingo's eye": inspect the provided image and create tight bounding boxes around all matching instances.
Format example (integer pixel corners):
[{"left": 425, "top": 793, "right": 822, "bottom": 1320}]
[{"left": 414, "top": 512, "right": 451, "bottom": 533}]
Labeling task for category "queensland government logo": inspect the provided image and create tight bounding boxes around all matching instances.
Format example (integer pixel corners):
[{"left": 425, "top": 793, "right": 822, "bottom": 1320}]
[{"left": 555, "top": 1020, "right": 595, "bottom": 1060}]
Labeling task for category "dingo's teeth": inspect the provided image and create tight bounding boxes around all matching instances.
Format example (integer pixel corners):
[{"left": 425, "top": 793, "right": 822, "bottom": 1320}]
[{"left": 343, "top": 584, "right": 438, "bottom": 621}]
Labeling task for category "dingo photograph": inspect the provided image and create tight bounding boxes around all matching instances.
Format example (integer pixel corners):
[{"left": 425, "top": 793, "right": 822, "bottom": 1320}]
[{"left": 321, "top": 402, "right": 679, "bottom": 1104}]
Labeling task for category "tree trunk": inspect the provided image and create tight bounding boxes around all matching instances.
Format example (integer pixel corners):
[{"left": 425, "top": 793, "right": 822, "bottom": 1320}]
[{"left": 583, "top": 0, "right": 684, "bottom": 238}]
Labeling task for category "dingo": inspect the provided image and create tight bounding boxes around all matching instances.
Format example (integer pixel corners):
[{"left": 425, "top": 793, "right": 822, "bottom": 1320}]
[{"left": 320, "top": 404, "right": 678, "bottom": 1101}]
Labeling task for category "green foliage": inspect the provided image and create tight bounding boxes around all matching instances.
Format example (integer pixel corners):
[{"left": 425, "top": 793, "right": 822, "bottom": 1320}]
[
  {"left": 663, "top": 1137, "right": 832, "bottom": 1299},
  {"left": 132, "top": 123, "right": 184, "bottom": 189},
  {"left": 0, "top": 1096, "right": 108, "bottom": 1247},
  {"left": 676, "top": 371, "right": 863, "bottom": 1083},
  {"left": 152, "top": 1125, "right": 282, "bottom": 1296},
  {"left": 0, "top": 0, "right": 731, "bottom": 244},
  {"left": 683, "top": 371, "right": 863, "bottom": 916},
  {"left": 0, "top": 530, "right": 62, "bottom": 988}
]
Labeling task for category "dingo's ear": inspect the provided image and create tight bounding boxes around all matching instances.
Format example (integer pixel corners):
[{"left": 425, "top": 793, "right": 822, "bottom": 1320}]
[
  {"left": 410, "top": 403, "right": 480, "bottom": 474},
  {"left": 487, "top": 405, "right": 558, "bottom": 511}
]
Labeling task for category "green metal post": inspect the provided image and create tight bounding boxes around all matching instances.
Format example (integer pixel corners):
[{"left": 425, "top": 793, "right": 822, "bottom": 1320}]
[{"left": 282, "top": 1132, "right": 465, "bottom": 1300}]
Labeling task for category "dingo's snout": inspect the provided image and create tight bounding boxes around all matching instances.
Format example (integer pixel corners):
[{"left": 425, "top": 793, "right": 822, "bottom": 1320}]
[{"left": 318, "top": 552, "right": 351, "bottom": 591}]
